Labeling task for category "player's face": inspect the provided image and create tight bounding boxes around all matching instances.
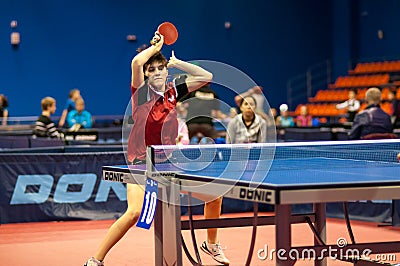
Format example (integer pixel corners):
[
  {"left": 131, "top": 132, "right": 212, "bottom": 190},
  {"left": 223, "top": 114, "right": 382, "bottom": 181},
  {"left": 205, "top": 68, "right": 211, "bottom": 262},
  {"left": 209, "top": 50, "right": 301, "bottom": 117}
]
[{"left": 145, "top": 62, "right": 168, "bottom": 91}]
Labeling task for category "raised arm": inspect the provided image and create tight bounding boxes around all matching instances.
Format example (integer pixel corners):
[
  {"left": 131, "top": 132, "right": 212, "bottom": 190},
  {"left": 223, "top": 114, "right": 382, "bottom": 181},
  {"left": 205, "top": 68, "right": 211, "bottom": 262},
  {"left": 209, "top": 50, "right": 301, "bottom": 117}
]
[
  {"left": 131, "top": 33, "right": 164, "bottom": 89},
  {"left": 234, "top": 88, "right": 254, "bottom": 107},
  {"left": 167, "top": 51, "right": 212, "bottom": 92},
  {"left": 58, "top": 109, "right": 68, "bottom": 127}
]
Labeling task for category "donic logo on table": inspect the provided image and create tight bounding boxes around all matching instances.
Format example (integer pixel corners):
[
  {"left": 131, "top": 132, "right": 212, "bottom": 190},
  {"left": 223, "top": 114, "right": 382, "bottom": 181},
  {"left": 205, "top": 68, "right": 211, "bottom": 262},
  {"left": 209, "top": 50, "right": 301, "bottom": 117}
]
[
  {"left": 10, "top": 174, "right": 127, "bottom": 204},
  {"left": 104, "top": 171, "right": 125, "bottom": 182}
]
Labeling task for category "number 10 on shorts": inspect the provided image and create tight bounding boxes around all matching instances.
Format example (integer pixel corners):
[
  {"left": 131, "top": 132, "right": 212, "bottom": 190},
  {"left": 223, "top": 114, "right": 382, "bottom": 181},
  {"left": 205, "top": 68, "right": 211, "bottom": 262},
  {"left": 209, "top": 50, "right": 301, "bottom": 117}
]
[{"left": 136, "top": 178, "right": 158, "bottom": 230}]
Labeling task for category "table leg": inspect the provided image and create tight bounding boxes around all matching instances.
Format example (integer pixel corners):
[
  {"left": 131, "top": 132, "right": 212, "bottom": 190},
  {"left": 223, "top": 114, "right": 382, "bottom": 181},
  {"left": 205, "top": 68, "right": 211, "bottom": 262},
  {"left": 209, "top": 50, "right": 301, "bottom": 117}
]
[
  {"left": 154, "top": 188, "right": 163, "bottom": 266},
  {"left": 154, "top": 181, "right": 182, "bottom": 266},
  {"left": 275, "top": 204, "right": 295, "bottom": 266},
  {"left": 314, "top": 203, "right": 327, "bottom": 266}
]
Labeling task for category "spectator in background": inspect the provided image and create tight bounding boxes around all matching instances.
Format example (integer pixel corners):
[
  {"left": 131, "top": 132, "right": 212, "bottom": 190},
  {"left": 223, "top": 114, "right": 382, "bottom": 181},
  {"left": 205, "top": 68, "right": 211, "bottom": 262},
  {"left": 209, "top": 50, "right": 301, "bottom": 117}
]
[
  {"left": 66, "top": 97, "right": 93, "bottom": 130},
  {"left": 261, "top": 107, "right": 277, "bottom": 130},
  {"left": 234, "top": 86, "right": 268, "bottom": 121},
  {"left": 276, "top": 104, "right": 294, "bottom": 127},
  {"left": 179, "top": 83, "right": 226, "bottom": 143},
  {"left": 349, "top": 87, "right": 393, "bottom": 140},
  {"left": 176, "top": 102, "right": 190, "bottom": 145},
  {"left": 0, "top": 94, "right": 9, "bottom": 126},
  {"left": 33, "top": 97, "right": 63, "bottom": 138},
  {"left": 228, "top": 107, "right": 238, "bottom": 118},
  {"left": 388, "top": 89, "right": 400, "bottom": 126},
  {"left": 176, "top": 117, "right": 190, "bottom": 145},
  {"left": 226, "top": 95, "right": 267, "bottom": 143},
  {"left": 176, "top": 101, "right": 187, "bottom": 120},
  {"left": 335, "top": 89, "right": 360, "bottom": 122},
  {"left": 58, "top": 88, "right": 81, "bottom": 127},
  {"left": 270, "top": 107, "right": 278, "bottom": 121},
  {"left": 296, "top": 105, "right": 313, "bottom": 127},
  {"left": 222, "top": 107, "right": 238, "bottom": 124}
]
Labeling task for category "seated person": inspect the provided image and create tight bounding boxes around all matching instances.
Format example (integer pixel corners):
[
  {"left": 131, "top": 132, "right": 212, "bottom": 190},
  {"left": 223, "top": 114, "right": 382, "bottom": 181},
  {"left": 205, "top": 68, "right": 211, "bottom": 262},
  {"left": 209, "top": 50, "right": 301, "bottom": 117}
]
[
  {"left": 348, "top": 87, "right": 393, "bottom": 140},
  {"left": 33, "top": 97, "right": 63, "bottom": 138},
  {"left": 66, "top": 97, "right": 93, "bottom": 130},
  {"left": 296, "top": 105, "right": 312, "bottom": 127},
  {"left": 0, "top": 94, "right": 9, "bottom": 126},
  {"left": 58, "top": 88, "right": 81, "bottom": 127},
  {"left": 335, "top": 89, "right": 360, "bottom": 122},
  {"left": 276, "top": 104, "right": 294, "bottom": 127}
]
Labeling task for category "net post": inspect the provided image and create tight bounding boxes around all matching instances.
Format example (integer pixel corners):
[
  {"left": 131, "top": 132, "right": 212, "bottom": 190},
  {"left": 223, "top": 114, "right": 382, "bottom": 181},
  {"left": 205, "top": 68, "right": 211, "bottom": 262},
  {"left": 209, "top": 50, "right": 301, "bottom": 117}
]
[{"left": 146, "top": 146, "right": 155, "bottom": 172}]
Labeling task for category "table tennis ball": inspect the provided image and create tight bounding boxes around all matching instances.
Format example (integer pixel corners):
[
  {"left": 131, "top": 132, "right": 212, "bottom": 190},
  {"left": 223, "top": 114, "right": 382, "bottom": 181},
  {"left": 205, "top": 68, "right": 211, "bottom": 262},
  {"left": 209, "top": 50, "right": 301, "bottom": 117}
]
[
  {"left": 279, "top": 104, "right": 288, "bottom": 112},
  {"left": 224, "top": 21, "right": 231, "bottom": 29},
  {"left": 397, "top": 153, "right": 400, "bottom": 162}
]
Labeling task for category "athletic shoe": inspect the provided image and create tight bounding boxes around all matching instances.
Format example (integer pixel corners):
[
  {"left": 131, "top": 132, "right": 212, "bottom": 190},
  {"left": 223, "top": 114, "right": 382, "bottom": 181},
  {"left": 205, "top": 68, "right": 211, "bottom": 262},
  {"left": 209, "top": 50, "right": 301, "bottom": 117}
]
[
  {"left": 84, "top": 257, "right": 104, "bottom": 266},
  {"left": 200, "top": 240, "right": 230, "bottom": 265}
]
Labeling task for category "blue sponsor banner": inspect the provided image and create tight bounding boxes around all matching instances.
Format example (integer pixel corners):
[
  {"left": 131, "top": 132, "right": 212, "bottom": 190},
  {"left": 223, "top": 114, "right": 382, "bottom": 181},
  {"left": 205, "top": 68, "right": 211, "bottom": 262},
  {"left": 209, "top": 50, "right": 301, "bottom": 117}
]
[
  {"left": 1, "top": 152, "right": 399, "bottom": 226},
  {"left": 0, "top": 152, "right": 127, "bottom": 223}
]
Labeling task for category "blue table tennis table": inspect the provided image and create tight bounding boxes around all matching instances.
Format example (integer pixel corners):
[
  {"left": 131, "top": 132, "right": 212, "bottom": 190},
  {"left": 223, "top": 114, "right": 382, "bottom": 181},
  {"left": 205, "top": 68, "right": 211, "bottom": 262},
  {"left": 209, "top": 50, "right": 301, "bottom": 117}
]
[{"left": 102, "top": 139, "right": 400, "bottom": 266}]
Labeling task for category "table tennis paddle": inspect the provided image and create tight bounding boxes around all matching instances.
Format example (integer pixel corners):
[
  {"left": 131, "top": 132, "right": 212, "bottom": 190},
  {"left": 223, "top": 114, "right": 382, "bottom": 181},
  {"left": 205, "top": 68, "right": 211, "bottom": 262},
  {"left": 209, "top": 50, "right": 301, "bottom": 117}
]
[{"left": 150, "top": 22, "right": 178, "bottom": 46}]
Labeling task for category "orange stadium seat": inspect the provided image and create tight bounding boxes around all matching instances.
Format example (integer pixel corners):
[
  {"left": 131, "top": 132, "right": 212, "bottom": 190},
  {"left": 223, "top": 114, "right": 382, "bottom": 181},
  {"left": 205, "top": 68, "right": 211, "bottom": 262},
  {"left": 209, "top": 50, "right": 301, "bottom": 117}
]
[
  {"left": 329, "top": 74, "right": 389, "bottom": 89},
  {"left": 300, "top": 59, "right": 400, "bottom": 122},
  {"left": 381, "top": 102, "right": 392, "bottom": 115},
  {"left": 351, "top": 60, "right": 400, "bottom": 74}
]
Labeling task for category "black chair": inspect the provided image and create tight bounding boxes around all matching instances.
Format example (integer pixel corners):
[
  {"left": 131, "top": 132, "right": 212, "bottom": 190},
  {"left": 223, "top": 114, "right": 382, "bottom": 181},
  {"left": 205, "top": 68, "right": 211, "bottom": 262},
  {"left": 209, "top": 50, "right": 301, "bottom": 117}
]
[
  {"left": 0, "top": 135, "right": 30, "bottom": 149},
  {"left": 29, "top": 137, "right": 65, "bottom": 148},
  {"left": 284, "top": 127, "right": 332, "bottom": 141}
]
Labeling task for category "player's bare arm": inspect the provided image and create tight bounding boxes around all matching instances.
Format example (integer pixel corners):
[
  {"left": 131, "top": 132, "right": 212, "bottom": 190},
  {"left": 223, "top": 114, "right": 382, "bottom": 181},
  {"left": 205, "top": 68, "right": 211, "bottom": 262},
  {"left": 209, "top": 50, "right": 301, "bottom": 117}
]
[
  {"left": 131, "top": 32, "right": 164, "bottom": 88},
  {"left": 167, "top": 50, "right": 213, "bottom": 92}
]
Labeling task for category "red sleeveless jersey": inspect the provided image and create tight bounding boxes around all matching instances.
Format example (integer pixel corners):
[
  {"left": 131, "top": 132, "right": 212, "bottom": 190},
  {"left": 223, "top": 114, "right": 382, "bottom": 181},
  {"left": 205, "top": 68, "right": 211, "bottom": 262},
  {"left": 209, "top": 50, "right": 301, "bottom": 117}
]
[{"left": 127, "top": 76, "right": 188, "bottom": 162}]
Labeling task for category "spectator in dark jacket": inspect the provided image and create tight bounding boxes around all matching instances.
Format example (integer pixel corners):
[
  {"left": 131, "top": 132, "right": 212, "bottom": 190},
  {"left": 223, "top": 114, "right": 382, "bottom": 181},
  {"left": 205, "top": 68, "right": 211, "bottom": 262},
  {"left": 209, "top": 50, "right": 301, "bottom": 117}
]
[{"left": 348, "top": 87, "right": 393, "bottom": 140}]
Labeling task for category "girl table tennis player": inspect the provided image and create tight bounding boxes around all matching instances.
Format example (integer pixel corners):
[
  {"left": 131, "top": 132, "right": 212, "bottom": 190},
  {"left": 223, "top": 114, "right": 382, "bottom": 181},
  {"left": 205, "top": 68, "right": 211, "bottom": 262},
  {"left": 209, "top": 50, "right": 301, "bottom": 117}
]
[{"left": 84, "top": 32, "right": 230, "bottom": 266}]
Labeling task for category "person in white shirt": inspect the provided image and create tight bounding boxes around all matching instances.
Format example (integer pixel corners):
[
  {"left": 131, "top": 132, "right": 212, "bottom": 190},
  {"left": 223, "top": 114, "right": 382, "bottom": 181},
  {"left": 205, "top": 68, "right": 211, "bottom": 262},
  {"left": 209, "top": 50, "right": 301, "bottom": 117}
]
[{"left": 336, "top": 90, "right": 360, "bottom": 122}]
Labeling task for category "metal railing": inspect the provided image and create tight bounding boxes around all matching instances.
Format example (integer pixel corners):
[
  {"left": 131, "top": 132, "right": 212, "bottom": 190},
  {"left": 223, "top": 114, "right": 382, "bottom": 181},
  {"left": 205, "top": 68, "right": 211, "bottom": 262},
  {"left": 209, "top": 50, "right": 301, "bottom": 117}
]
[{"left": 286, "top": 60, "right": 332, "bottom": 109}]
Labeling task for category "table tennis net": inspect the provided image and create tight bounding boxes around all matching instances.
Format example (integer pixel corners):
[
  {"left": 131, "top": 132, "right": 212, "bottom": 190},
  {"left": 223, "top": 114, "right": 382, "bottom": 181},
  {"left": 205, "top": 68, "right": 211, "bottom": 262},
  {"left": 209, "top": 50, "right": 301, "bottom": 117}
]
[{"left": 148, "top": 139, "right": 400, "bottom": 167}]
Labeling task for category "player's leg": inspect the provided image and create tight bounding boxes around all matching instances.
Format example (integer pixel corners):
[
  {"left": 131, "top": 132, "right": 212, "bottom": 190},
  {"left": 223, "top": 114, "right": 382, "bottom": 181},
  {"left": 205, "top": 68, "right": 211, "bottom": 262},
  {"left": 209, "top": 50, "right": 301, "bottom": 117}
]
[
  {"left": 204, "top": 196, "right": 222, "bottom": 243},
  {"left": 188, "top": 193, "right": 222, "bottom": 242},
  {"left": 191, "top": 193, "right": 230, "bottom": 265},
  {"left": 84, "top": 184, "right": 144, "bottom": 265}
]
